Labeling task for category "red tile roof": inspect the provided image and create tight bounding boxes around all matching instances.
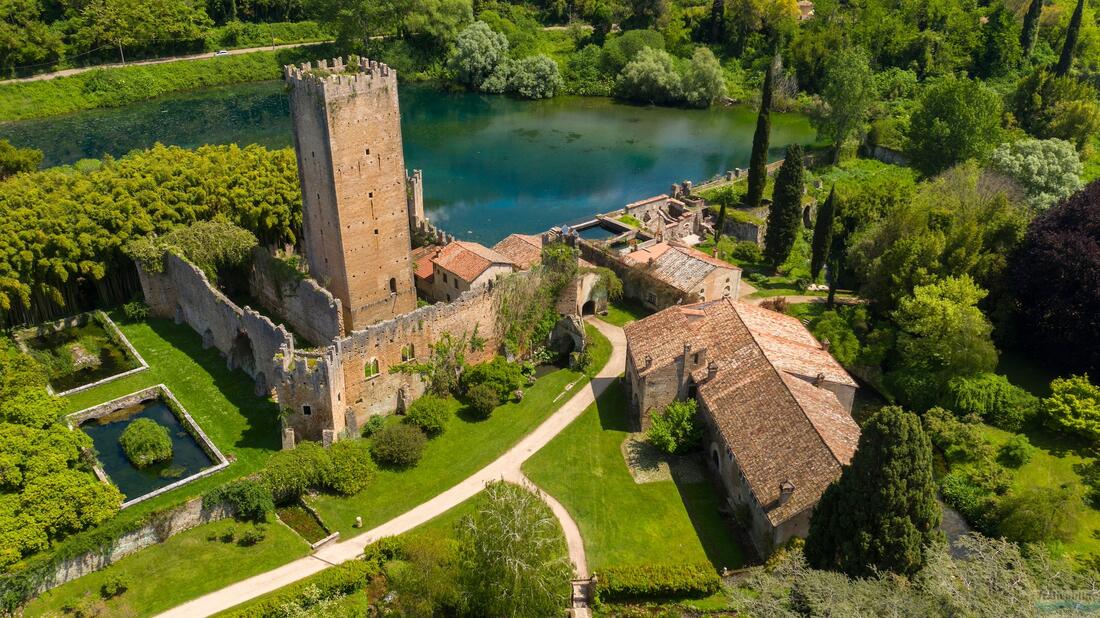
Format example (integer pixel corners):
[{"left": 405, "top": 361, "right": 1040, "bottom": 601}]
[
  {"left": 492, "top": 234, "right": 544, "bottom": 270},
  {"left": 433, "top": 241, "right": 515, "bottom": 283}
]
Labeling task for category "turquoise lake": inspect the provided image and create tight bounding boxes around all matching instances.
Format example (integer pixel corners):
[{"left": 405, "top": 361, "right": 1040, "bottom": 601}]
[{"left": 0, "top": 81, "right": 817, "bottom": 243}]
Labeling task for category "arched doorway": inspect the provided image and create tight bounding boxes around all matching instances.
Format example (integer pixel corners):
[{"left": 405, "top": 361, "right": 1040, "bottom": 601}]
[
  {"left": 229, "top": 331, "right": 255, "bottom": 376},
  {"left": 581, "top": 300, "right": 596, "bottom": 315}
]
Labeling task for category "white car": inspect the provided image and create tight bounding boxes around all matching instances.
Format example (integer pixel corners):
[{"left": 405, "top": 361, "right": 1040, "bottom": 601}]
[{"left": 214, "top": 50, "right": 229, "bottom": 57}]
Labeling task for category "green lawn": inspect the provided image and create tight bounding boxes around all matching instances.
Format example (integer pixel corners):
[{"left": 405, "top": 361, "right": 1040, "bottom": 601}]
[
  {"left": 26, "top": 519, "right": 310, "bottom": 617},
  {"left": 308, "top": 324, "right": 612, "bottom": 537},
  {"left": 523, "top": 382, "right": 744, "bottom": 571},
  {"left": 600, "top": 298, "right": 650, "bottom": 327}
]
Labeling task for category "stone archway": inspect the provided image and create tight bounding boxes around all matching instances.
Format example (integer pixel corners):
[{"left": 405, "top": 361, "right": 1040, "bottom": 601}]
[
  {"left": 229, "top": 331, "right": 256, "bottom": 376},
  {"left": 201, "top": 329, "right": 215, "bottom": 349},
  {"left": 581, "top": 300, "right": 596, "bottom": 315}
]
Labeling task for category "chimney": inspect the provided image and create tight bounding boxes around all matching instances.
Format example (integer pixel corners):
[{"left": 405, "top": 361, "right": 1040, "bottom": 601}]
[
  {"left": 813, "top": 372, "right": 826, "bottom": 387},
  {"left": 707, "top": 361, "right": 718, "bottom": 381},
  {"left": 644, "top": 354, "right": 653, "bottom": 370},
  {"left": 779, "top": 480, "right": 795, "bottom": 505},
  {"left": 820, "top": 337, "right": 830, "bottom": 352},
  {"left": 683, "top": 342, "right": 692, "bottom": 363}
]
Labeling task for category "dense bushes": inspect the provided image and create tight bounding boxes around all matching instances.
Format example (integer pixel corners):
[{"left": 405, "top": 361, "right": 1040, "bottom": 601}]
[
  {"left": 220, "top": 558, "right": 378, "bottom": 618},
  {"left": 594, "top": 563, "right": 720, "bottom": 602},
  {"left": 465, "top": 383, "right": 500, "bottom": 420},
  {"left": 1043, "top": 374, "right": 1100, "bottom": 442},
  {"left": 259, "top": 441, "right": 333, "bottom": 503},
  {"left": 404, "top": 395, "right": 452, "bottom": 436},
  {"left": 614, "top": 47, "right": 725, "bottom": 108},
  {"left": 371, "top": 424, "right": 427, "bottom": 467},
  {"left": 204, "top": 478, "right": 274, "bottom": 522},
  {"left": 646, "top": 399, "right": 701, "bottom": 455},
  {"left": 325, "top": 439, "right": 377, "bottom": 495},
  {"left": 463, "top": 357, "right": 524, "bottom": 401},
  {"left": 119, "top": 419, "right": 173, "bottom": 468},
  {"left": 946, "top": 373, "right": 1039, "bottom": 432}
]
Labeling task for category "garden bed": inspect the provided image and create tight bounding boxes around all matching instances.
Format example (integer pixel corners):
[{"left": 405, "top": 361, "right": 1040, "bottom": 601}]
[
  {"left": 276, "top": 502, "right": 332, "bottom": 545},
  {"left": 69, "top": 384, "right": 229, "bottom": 507},
  {"left": 16, "top": 310, "right": 147, "bottom": 396}
]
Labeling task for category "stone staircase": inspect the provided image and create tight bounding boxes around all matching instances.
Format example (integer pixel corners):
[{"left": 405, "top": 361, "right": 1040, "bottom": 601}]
[{"left": 569, "top": 578, "right": 593, "bottom": 617}]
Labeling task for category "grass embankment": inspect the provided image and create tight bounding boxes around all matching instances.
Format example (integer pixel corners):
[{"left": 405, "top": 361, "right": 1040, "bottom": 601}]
[
  {"left": 600, "top": 298, "right": 650, "bottom": 327},
  {"left": 26, "top": 519, "right": 310, "bottom": 617},
  {"left": 310, "top": 323, "right": 612, "bottom": 536},
  {"left": 523, "top": 381, "right": 744, "bottom": 572},
  {"left": 0, "top": 44, "right": 335, "bottom": 122}
]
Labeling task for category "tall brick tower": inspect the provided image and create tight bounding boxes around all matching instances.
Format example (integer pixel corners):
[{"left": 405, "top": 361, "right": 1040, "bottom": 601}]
[{"left": 285, "top": 57, "right": 416, "bottom": 333}]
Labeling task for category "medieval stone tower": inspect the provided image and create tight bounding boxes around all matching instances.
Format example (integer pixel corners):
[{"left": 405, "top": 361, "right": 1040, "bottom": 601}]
[{"left": 285, "top": 57, "right": 416, "bottom": 333}]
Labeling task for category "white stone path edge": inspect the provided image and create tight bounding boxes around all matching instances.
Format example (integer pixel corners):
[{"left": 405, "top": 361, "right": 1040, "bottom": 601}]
[{"left": 156, "top": 317, "right": 626, "bottom": 618}]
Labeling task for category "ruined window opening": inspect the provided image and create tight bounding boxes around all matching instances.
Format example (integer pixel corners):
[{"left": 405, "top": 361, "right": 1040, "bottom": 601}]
[
  {"left": 365, "top": 358, "right": 380, "bottom": 378},
  {"left": 375, "top": 229, "right": 379, "bottom": 234},
  {"left": 401, "top": 344, "right": 415, "bottom": 362},
  {"left": 302, "top": 405, "right": 312, "bottom": 416},
  {"left": 365, "top": 148, "right": 370, "bottom": 155},
  {"left": 389, "top": 278, "right": 397, "bottom": 294}
]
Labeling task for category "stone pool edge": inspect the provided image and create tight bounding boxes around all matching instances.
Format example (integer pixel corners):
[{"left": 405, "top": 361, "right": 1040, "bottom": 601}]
[{"left": 67, "top": 383, "right": 230, "bottom": 509}]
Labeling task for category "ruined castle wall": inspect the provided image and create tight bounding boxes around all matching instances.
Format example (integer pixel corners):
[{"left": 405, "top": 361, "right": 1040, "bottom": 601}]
[
  {"left": 249, "top": 248, "right": 343, "bottom": 347},
  {"left": 275, "top": 346, "right": 345, "bottom": 443},
  {"left": 137, "top": 254, "right": 293, "bottom": 395}
]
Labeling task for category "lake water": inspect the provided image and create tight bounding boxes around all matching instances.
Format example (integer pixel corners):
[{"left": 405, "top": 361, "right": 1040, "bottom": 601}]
[{"left": 0, "top": 81, "right": 817, "bottom": 243}]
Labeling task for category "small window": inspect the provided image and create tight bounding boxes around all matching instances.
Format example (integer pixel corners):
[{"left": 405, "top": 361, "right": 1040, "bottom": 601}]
[
  {"left": 646, "top": 292, "right": 657, "bottom": 304},
  {"left": 453, "top": 278, "right": 459, "bottom": 289},
  {"left": 365, "top": 358, "right": 380, "bottom": 378},
  {"left": 442, "top": 273, "right": 448, "bottom": 283},
  {"left": 389, "top": 278, "right": 397, "bottom": 294},
  {"left": 401, "top": 344, "right": 415, "bottom": 362},
  {"left": 692, "top": 353, "right": 699, "bottom": 364},
  {"left": 302, "top": 405, "right": 312, "bottom": 416},
  {"left": 365, "top": 148, "right": 370, "bottom": 155},
  {"left": 446, "top": 294, "right": 451, "bottom": 302}
]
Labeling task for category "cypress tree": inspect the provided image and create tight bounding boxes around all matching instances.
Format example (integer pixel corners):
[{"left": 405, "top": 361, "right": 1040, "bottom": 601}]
[
  {"left": 763, "top": 144, "right": 804, "bottom": 267},
  {"left": 745, "top": 56, "right": 776, "bottom": 210},
  {"left": 1055, "top": 0, "right": 1085, "bottom": 76},
  {"left": 804, "top": 406, "right": 941, "bottom": 577},
  {"left": 810, "top": 186, "right": 836, "bottom": 281},
  {"left": 1020, "top": 0, "right": 1043, "bottom": 57}
]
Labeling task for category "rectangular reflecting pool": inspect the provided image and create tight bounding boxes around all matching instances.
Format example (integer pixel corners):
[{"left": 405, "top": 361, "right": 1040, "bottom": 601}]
[{"left": 73, "top": 386, "right": 227, "bottom": 505}]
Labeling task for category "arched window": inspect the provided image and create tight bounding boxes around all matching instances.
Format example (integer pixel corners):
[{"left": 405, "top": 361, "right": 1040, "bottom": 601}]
[
  {"left": 401, "top": 344, "right": 415, "bottom": 362},
  {"left": 389, "top": 278, "right": 397, "bottom": 294},
  {"left": 365, "top": 358, "right": 380, "bottom": 378}
]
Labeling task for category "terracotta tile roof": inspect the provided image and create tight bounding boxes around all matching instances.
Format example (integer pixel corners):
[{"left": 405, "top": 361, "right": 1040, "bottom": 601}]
[
  {"left": 625, "top": 298, "right": 860, "bottom": 527},
  {"left": 411, "top": 246, "right": 440, "bottom": 282},
  {"left": 492, "top": 234, "right": 544, "bottom": 270},
  {"left": 624, "top": 242, "right": 740, "bottom": 293},
  {"left": 731, "top": 303, "right": 858, "bottom": 387},
  {"left": 433, "top": 241, "right": 515, "bottom": 283}
]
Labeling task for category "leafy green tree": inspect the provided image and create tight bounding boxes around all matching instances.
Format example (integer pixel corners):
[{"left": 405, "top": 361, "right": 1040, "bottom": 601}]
[
  {"left": 371, "top": 424, "right": 427, "bottom": 467},
  {"left": 646, "top": 399, "right": 701, "bottom": 455},
  {"left": 974, "top": 1, "right": 1022, "bottom": 78},
  {"left": 1043, "top": 374, "right": 1100, "bottom": 442},
  {"left": 0, "top": 0, "right": 63, "bottom": 78},
  {"left": 325, "top": 438, "right": 377, "bottom": 495},
  {"left": 814, "top": 47, "right": 873, "bottom": 163},
  {"left": 77, "top": 0, "right": 212, "bottom": 63},
  {"left": 0, "top": 386, "right": 62, "bottom": 429},
  {"left": 458, "top": 481, "right": 571, "bottom": 616},
  {"left": 681, "top": 47, "right": 725, "bottom": 108},
  {"left": 387, "top": 531, "right": 464, "bottom": 616},
  {"left": 614, "top": 46, "right": 682, "bottom": 105},
  {"left": 888, "top": 276, "right": 998, "bottom": 410},
  {"left": 997, "top": 486, "right": 1082, "bottom": 543},
  {"left": 305, "top": 0, "right": 403, "bottom": 47},
  {"left": 989, "top": 138, "right": 1081, "bottom": 211},
  {"left": 119, "top": 418, "right": 173, "bottom": 468},
  {"left": 402, "top": 0, "right": 472, "bottom": 53},
  {"left": 0, "top": 139, "right": 42, "bottom": 179},
  {"left": 947, "top": 373, "right": 1039, "bottom": 432},
  {"left": 1011, "top": 69, "right": 1100, "bottom": 149},
  {"left": 1055, "top": 0, "right": 1085, "bottom": 76},
  {"left": 763, "top": 144, "right": 804, "bottom": 267},
  {"left": 804, "top": 406, "right": 940, "bottom": 577},
  {"left": 448, "top": 21, "right": 508, "bottom": 89},
  {"left": 462, "top": 356, "right": 523, "bottom": 401},
  {"left": 403, "top": 394, "right": 452, "bottom": 436},
  {"left": 1020, "top": 0, "right": 1043, "bottom": 57},
  {"left": 906, "top": 76, "right": 1003, "bottom": 176},
  {"left": 745, "top": 55, "right": 776, "bottom": 210},
  {"left": 810, "top": 186, "right": 836, "bottom": 281},
  {"left": 507, "top": 54, "right": 563, "bottom": 99},
  {"left": 599, "top": 28, "right": 665, "bottom": 74}
]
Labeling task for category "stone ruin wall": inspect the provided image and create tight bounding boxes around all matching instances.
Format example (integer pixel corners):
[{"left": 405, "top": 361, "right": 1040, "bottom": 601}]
[
  {"left": 137, "top": 253, "right": 293, "bottom": 396},
  {"left": 248, "top": 248, "right": 344, "bottom": 347}
]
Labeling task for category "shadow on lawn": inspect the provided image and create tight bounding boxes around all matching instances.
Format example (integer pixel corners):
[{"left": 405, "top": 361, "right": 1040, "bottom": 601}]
[{"left": 144, "top": 317, "right": 281, "bottom": 452}]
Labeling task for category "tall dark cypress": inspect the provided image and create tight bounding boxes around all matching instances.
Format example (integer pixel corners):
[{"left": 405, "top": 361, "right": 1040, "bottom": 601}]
[
  {"left": 1056, "top": 0, "right": 1085, "bottom": 76},
  {"left": 810, "top": 186, "right": 836, "bottom": 281},
  {"left": 745, "top": 56, "right": 776, "bottom": 210},
  {"left": 763, "top": 144, "right": 804, "bottom": 267},
  {"left": 1020, "top": 0, "right": 1043, "bottom": 57},
  {"left": 804, "top": 407, "right": 941, "bottom": 577},
  {"left": 709, "top": 0, "right": 725, "bottom": 43}
]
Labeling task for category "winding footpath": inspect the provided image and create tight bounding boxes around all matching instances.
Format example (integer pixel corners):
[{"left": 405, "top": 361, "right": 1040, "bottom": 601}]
[{"left": 156, "top": 318, "right": 625, "bottom": 618}]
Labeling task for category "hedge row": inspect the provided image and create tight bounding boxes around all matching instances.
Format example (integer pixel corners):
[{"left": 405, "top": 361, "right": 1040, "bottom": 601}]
[
  {"left": 218, "top": 559, "right": 377, "bottom": 618},
  {"left": 593, "top": 562, "right": 721, "bottom": 603}
]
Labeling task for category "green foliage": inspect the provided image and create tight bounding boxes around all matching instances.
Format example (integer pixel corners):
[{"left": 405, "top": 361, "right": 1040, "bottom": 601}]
[
  {"left": 219, "top": 558, "right": 377, "bottom": 618},
  {"left": 744, "top": 56, "right": 774, "bottom": 210},
  {"left": 326, "top": 439, "right": 376, "bottom": 495},
  {"left": 1011, "top": 70, "right": 1100, "bottom": 150},
  {"left": 403, "top": 394, "right": 452, "bottom": 436},
  {"left": 998, "top": 434, "right": 1033, "bottom": 468},
  {"left": 384, "top": 531, "right": 463, "bottom": 616},
  {"left": 462, "top": 357, "right": 524, "bottom": 401},
  {"left": 506, "top": 54, "right": 563, "bottom": 99},
  {"left": 808, "top": 309, "right": 862, "bottom": 367},
  {"left": 99, "top": 573, "right": 128, "bottom": 599},
  {"left": 360, "top": 415, "right": 385, "bottom": 438},
  {"left": 127, "top": 219, "right": 258, "bottom": 283},
  {"left": 0, "top": 386, "right": 63, "bottom": 429},
  {"left": 997, "top": 486, "right": 1082, "bottom": 543},
  {"left": 989, "top": 138, "right": 1082, "bottom": 211},
  {"left": 391, "top": 331, "right": 472, "bottom": 396},
  {"left": 458, "top": 481, "right": 571, "bottom": 617},
  {"left": 0, "top": 140, "right": 42, "bottom": 179},
  {"left": 614, "top": 46, "right": 682, "bottom": 105},
  {"left": 259, "top": 441, "right": 332, "bottom": 503},
  {"left": 594, "top": 562, "right": 720, "bottom": 602},
  {"left": 449, "top": 21, "right": 509, "bottom": 88},
  {"left": 905, "top": 76, "right": 1003, "bottom": 176},
  {"left": 681, "top": 47, "right": 726, "bottom": 108},
  {"left": 946, "top": 373, "right": 1039, "bottom": 432},
  {"left": 922, "top": 407, "right": 991, "bottom": 465},
  {"left": 600, "top": 29, "right": 665, "bottom": 74},
  {"left": 763, "top": 144, "right": 805, "bottom": 266},
  {"left": 810, "top": 186, "right": 836, "bottom": 280},
  {"left": 465, "top": 383, "right": 500, "bottom": 420},
  {"left": 805, "top": 406, "right": 940, "bottom": 577},
  {"left": 1043, "top": 374, "right": 1100, "bottom": 442},
  {"left": 371, "top": 424, "right": 427, "bottom": 468},
  {"left": 973, "top": 1, "right": 1022, "bottom": 79},
  {"left": 119, "top": 418, "right": 173, "bottom": 469},
  {"left": 121, "top": 300, "right": 150, "bottom": 322},
  {"left": 814, "top": 46, "right": 874, "bottom": 160},
  {"left": 645, "top": 399, "right": 701, "bottom": 455},
  {"left": 204, "top": 478, "right": 274, "bottom": 522},
  {"left": 888, "top": 276, "right": 998, "bottom": 411},
  {"left": 236, "top": 523, "right": 266, "bottom": 546},
  {"left": 1020, "top": 0, "right": 1043, "bottom": 57},
  {"left": 1055, "top": 0, "right": 1086, "bottom": 76}
]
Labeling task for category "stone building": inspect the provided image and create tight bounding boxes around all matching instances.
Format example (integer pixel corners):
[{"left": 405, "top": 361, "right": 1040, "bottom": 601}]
[
  {"left": 623, "top": 299, "right": 860, "bottom": 556},
  {"left": 492, "top": 234, "right": 545, "bottom": 270},
  {"left": 286, "top": 57, "right": 417, "bottom": 333},
  {"left": 621, "top": 242, "right": 742, "bottom": 311}
]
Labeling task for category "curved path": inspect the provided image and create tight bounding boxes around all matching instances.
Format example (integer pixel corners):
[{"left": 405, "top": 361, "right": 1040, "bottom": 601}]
[{"left": 156, "top": 318, "right": 625, "bottom": 618}]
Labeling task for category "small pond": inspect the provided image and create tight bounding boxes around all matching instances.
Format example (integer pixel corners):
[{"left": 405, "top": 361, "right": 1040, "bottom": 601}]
[
  {"left": 21, "top": 314, "right": 141, "bottom": 393},
  {"left": 574, "top": 224, "right": 622, "bottom": 241},
  {"left": 79, "top": 398, "right": 215, "bottom": 501}
]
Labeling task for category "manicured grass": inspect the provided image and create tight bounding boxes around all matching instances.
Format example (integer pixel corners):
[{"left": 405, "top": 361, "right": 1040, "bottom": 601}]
[
  {"left": 523, "top": 382, "right": 744, "bottom": 571},
  {"left": 600, "top": 298, "right": 650, "bottom": 327},
  {"left": 25, "top": 518, "right": 310, "bottom": 617},
  {"left": 308, "top": 324, "right": 612, "bottom": 537}
]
